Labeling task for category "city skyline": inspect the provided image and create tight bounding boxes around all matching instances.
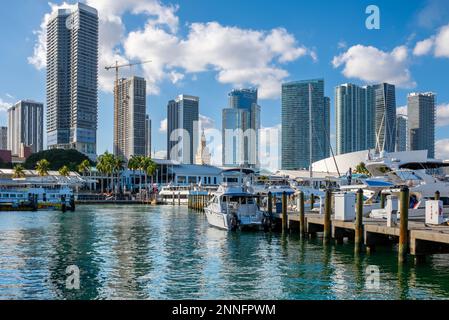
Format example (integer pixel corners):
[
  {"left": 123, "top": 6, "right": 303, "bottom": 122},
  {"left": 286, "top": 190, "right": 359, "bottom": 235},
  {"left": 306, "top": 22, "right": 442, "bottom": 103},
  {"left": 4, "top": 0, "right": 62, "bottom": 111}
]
[{"left": 0, "top": 1, "right": 449, "bottom": 167}]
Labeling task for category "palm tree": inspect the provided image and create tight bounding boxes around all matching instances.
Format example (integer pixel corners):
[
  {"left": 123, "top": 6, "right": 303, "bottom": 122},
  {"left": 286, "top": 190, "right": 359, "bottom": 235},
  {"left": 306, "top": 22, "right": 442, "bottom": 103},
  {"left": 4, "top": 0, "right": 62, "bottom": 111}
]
[
  {"left": 128, "top": 155, "right": 140, "bottom": 193},
  {"left": 144, "top": 157, "right": 157, "bottom": 200},
  {"left": 113, "top": 156, "right": 124, "bottom": 197},
  {"left": 136, "top": 155, "right": 146, "bottom": 195},
  {"left": 12, "top": 164, "right": 26, "bottom": 179},
  {"left": 59, "top": 165, "right": 70, "bottom": 177},
  {"left": 77, "top": 159, "right": 90, "bottom": 176},
  {"left": 35, "top": 159, "right": 50, "bottom": 177},
  {"left": 96, "top": 153, "right": 111, "bottom": 194}
]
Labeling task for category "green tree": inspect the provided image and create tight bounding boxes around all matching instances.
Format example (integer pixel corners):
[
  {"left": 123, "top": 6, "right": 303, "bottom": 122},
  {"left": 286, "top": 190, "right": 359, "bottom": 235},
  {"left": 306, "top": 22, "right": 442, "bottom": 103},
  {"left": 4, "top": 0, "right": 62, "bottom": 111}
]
[
  {"left": 59, "top": 165, "right": 70, "bottom": 177},
  {"left": 113, "top": 156, "right": 125, "bottom": 196},
  {"left": 35, "top": 159, "right": 50, "bottom": 177},
  {"left": 97, "top": 152, "right": 114, "bottom": 194},
  {"left": 354, "top": 162, "right": 371, "bottom": 176},
  {"left": 25, "top": 149, "right": 91, "bottom": 171},
  {"left": 143, "top": 157, "right": 157, "bottom": 200},
  {"left": 77, "top": 159, "right": 91, "bottom": 176},
  {"left": 12, "top": 164, "right": 26, "bottom": 178},
  {"left": 128, "top": 155, "right": 141, "bottom": 193}
]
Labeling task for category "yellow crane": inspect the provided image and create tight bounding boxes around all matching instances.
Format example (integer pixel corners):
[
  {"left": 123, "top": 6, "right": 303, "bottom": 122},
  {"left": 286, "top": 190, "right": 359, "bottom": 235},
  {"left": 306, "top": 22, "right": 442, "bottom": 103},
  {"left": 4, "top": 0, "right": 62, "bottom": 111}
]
[{"left": 105, "top": 59, "right": 151, "bottom": 156}]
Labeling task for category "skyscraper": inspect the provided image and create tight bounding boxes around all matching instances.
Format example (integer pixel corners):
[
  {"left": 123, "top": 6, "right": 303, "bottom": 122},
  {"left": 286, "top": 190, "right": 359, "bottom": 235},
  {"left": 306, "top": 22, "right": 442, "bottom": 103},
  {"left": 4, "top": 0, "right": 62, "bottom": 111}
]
[
  {"left": 167, "top": 95, "right": 199, "bottom": 164},
  {"left": 7, "top": 100, "right": 44, "bottom": 156},
  {"left": 335, "top": 83, "right": 375, "bottom": 155},
  {"left": 46, "top": 3, "right": 98, "bottom": 160},
  {"left": 113, "top": 76, "right": 146, "bottom": 161},
  {"left": 222, "top": 88, "right": 260, "bottom": 167},
  {"left": 0, "top": 127, "right": 7, "bottom": 150},
  {"left": 368, "top": 83, "right": 397, "bottom": 153},
  {"left": 396, "top": 114, "right": 408, "bottom": 152},
  {"left": 195, "top": 130, "right": 212, "bottom": 165},
  {"left": 145, "top": 115, "right": 152, "bottom": 157},
  {"left": 407, "top": 92, "right": 436, "bottom": 158},
  {"left": 281, "top": 79, "right": 329, "bottom": 170}
]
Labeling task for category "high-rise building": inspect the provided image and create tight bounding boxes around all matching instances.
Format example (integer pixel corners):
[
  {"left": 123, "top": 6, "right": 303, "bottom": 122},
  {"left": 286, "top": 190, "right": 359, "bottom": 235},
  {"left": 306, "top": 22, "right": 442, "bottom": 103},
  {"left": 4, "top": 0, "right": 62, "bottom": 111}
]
[
  {"left": 222, "top": 88, "right": 260, "bottom": 167},
  {"left": 281, "top": 79, "right": 329, "bottom": 170},
  {"left": 145, "top": 115, "right": 152, "bottom": 157},
  {"left": 407, "top": 92, "right": 436, "bottom": 158},
  {"left": 113, "top": 76, "right": 146, "bottom": 161},
  {"left": 0, "top": 127, "right": 7, "bottom": 150},
  {"left": 46, "top": 3, "right": 98, "bottom": 160},
  {"left": 367, "top": 83, "right": 396, "bottom": 153},
  {"left": 335, "top": 83, "right": 375, "bottom": 155},
  {"left": 167, "top": 95, "right": 199, "bottom": 164},
  {"left": 396, "top": 114, "right": 408, "bottom": 152},
  {"left": 7, "top": 100, "right": 44, "bottom": 156}
]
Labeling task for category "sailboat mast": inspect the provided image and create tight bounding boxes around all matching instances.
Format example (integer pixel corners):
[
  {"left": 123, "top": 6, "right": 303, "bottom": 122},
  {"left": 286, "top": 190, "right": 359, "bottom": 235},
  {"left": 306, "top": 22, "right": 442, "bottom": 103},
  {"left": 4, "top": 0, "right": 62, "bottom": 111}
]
[{"left": 309, "top": 83, "right": 313, "bottom": 179}]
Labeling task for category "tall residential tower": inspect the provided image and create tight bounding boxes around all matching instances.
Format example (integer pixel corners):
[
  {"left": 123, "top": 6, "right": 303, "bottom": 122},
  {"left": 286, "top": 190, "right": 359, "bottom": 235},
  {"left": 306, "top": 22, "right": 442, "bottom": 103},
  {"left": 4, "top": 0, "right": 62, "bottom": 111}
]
[{"left": 46, "top": 3, "right": 98, "bottom": 160}]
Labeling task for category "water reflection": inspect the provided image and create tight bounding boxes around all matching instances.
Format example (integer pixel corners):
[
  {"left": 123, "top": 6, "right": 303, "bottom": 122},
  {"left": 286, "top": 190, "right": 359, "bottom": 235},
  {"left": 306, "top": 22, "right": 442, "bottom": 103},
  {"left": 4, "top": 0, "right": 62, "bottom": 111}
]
[{"left": 1, "top": 205, "right": 449, "bottom": 299}]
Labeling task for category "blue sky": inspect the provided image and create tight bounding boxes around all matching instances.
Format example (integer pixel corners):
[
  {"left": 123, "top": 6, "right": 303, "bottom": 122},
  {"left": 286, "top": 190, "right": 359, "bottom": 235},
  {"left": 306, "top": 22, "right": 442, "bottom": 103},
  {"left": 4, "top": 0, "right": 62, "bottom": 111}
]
[{"left": 0, "top": 0, "right": 448, "bottom": 163}]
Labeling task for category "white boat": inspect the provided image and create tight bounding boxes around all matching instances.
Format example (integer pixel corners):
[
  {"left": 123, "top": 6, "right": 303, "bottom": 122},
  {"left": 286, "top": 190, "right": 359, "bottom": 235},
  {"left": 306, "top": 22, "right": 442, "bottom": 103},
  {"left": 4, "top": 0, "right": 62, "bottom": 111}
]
[
  {"left": 204, "top": 168, "right": 271, "bottom": 231},
  {"left": 158, "top": 184, "right": 192, "bottom": 204}
]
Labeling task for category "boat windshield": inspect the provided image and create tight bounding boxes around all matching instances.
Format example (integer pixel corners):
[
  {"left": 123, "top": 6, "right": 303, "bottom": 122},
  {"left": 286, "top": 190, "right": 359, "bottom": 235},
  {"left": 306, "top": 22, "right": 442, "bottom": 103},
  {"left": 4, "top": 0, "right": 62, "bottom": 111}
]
[
  {"left": 391, "top": 170, "right": 422, "bottom": 182},
  {"left": 223, "top": 196, "right": 256, "bottom": 204}
]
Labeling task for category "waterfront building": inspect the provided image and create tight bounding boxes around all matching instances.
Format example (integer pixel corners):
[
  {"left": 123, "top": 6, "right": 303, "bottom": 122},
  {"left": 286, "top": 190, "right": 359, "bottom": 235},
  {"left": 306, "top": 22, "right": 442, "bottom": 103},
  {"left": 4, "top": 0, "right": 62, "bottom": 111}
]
[
  {"left": 367, "top": 83, "right": 397, "bottom": 153},
  {"left": 7, "top": 100, "right": 44, "bottom": 156},
  {"left": 335, "top": 83, "right": 375, "bottom": 155},
  {"left": 145, "top": 115, "right": 152, "bottom": 157},
  {"left": 281, "top": 79, "right": 329, "bottom": 170},
  {"left": 113, "top": 76, "right": 146, "bottom": 161},
  {"left": 46, "top": 3, "right": 98, "bottom": 160},
  {"left": 0, "top": 126, "right": 7, "bottom": 150},
  {"left": 195, "top": 130, "right": 212, "bottom": 165},
  {"left": 407, "top": 92, "right": 436, "bottom": 158},
  {"left": 222, "top": 88, "right": 260, "bottom": 168},
  {"left": 167, "top": 95, "right": 199, "bottom": 164},
  {"left": 396, "top": 114, "right": 408, "bottom": 152}
]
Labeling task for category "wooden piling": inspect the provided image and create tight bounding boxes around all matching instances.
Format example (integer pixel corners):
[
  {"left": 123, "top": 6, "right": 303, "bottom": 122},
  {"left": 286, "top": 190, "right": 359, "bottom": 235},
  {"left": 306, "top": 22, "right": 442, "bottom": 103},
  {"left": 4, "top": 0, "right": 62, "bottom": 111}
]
[
  {"left": 323, "top": 189, "right": 332, "bottom": 243},
  {"left": 355, "top": 188, "right": 364, "bottom": 254},
  {"left": 435, "top": 190, "right": 440, "bottom": 201},
  {"left": 380, "top": 193, "right": 386, "bottom": 209},
  {"left": 399, "top": 186, "right": 409, "bottom": 263},
  {"left": 298, "top": 191, "right": 305, "bottom": 236},
  {"left": 310, "top": 193, "right": 315, "bottom": 211},
  {"left": 172, "top": 192, "right": 175, "bottom": 205},
  {"left": 282, "top": 191, "right": 288, "bottom": 233},
  {"left": 268, "top": 192, "right": 273, "bottom": 215},
  {"left": 178, "top": 192, "right": 181, "bottom": 206}
]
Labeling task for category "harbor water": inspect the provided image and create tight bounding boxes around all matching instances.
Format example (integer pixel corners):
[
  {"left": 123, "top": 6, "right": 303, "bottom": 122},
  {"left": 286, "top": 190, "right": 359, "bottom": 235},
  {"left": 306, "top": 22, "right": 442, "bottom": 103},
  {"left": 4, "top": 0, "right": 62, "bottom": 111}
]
[{"left": 1, "top": 205, "right": 449, "bottom": 299}]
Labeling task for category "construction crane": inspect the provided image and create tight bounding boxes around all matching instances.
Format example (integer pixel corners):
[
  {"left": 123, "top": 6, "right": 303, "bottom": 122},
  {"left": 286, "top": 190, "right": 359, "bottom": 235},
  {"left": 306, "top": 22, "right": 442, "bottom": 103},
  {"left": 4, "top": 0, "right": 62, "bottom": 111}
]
[{"left": 105, "top": 59, "right": 151, "bottom": 156}]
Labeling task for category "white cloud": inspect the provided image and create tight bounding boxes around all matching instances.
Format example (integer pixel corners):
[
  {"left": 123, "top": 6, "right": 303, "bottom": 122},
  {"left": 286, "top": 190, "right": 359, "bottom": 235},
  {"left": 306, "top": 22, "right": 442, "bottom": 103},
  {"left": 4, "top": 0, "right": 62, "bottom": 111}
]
[
  {"left": 413, "top": 38, "right": 434, "bottom": 56},
  {"left": 436, "top": 139, "right": 449, "bottom": 160},
  {"left": 199, "top": 114, "right": 216, "bottom": 130},
  {"left": 0, "top": 98, "right": 11, "bottom": 112},
  {"left": 397, "top": 105, "right": 407, "bottom": 116},
  {"left": 437, "top": 103, "right": 449, "bottom": 127},
  {"left": 413, "top": 23, "right": 449, "bottom": 58},
  {"left": 29, "top": 2, "right": 313, "bottom": 99},
  {"left": 159, "top": 118, "right": 167, "bottom": 133},
  {"left": 332, "top": 45, "right": 416, "bottom": 88},
  {"left": 154, "top": 150, "right": 167, "bottom": 159}
]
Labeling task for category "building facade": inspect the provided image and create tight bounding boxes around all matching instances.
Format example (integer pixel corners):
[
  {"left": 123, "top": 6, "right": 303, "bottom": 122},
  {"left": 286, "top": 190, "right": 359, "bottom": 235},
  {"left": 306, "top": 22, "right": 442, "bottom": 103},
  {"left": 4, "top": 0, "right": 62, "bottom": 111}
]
[
  {"left": 46, "top": 3, "right": 98, "bottom": 160},
  {"left": 335, "top": 83, "right": 375, "bottom": 155},
  {"left": 145, "top": 115, "right": 152, "bottom": 157},
  {"left": 222, "top": 88, "right": 260, "bottom": 168},
  {"left": 0, "top": 126, "right": 7, "bottom": 150},
  {"left": 367, "top": 83, "right": 396, "bottom": 153},
  {"left": 7, "top": 100, "right": 44, "bottom": 156},
  {"left": 281, "top": 79, "right": 329, "bottom": 170},
  {"left": 113, "top": 76, "right": 146, "bottom": 161},
  {"left": 407, "top": 92, "right": 436, "bottom": 158},
  {"left": 195, "top": 130, "right": 212, "bottom": 165},
  {"left": 396, "top": 114, "right": 408, "bottom": 152},
  {"left": 167, "top": 95, "right": 199, "bottom": 164}
]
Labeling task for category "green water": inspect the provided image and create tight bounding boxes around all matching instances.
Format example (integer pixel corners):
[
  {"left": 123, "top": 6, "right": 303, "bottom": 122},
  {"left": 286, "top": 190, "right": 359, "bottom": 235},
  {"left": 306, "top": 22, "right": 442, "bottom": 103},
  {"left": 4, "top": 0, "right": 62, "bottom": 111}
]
[{"left": 0, "top": 204, "right": 448, "bottom": 299}]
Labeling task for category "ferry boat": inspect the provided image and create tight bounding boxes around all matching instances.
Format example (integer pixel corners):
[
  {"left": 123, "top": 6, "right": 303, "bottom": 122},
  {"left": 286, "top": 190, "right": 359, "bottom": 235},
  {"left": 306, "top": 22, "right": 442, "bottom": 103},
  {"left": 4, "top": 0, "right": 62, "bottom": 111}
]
[
  {"left": 0, "top": 179, "right": 75, "bottom": 212},
  {"left": 204, "top": 168, "right": 272, "bottom": 231}
]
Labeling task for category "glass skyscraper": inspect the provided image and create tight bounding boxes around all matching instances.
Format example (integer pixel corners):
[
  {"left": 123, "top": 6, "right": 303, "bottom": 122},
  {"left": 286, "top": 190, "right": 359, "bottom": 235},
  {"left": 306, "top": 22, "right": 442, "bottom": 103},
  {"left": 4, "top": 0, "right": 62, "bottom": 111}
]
[
  {"left": 396, "top": 114, "right": 408, "bottom": 152},
  {"left": 46, "top": 3, "right": 98, "bottom": 160},
  {"left": 222, "top": 89, "right": 260, "bottom": 168},
  {"left": 281, "top": 79, "right": 329, "bottom": 170},
  {"left": 335, "top": 83, "right": 375, "bottom": 155},
  {"left": 407, "top": 92, "right": 436, "bottom": 158},
  {"left": 167, "top": 95, "right": 199, "bottom": 164}
]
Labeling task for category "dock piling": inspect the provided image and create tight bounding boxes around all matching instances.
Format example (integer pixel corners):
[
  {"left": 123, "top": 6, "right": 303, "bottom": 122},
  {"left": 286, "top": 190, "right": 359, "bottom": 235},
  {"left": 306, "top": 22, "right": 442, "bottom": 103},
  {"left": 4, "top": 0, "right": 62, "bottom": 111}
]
[
  {"left": 355, "top": 188, "right": 363, "bottom": 254},
  {"left": 435, "top": 190, "right": 440, "bottom": 201},
  {"left": 323, "top": 189, "right": 331, "bottom": 243},
  {"left": 298, "top": 191, "right": 305, "bottom": 236},
  {"left": 268, "top": 192, "right": 273, "bottom": 215},
  {"left": 380, "top": 193, "right": 386, "bottom": 209},
  {"left": 282, "top": 191, "right": 288, "bottom": 233},
  {"left": 399, "top": 186, "right": 410, "bottom": 263},
  {"left": 310, "top": 193, "right": 315, "bottom": 211}
]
